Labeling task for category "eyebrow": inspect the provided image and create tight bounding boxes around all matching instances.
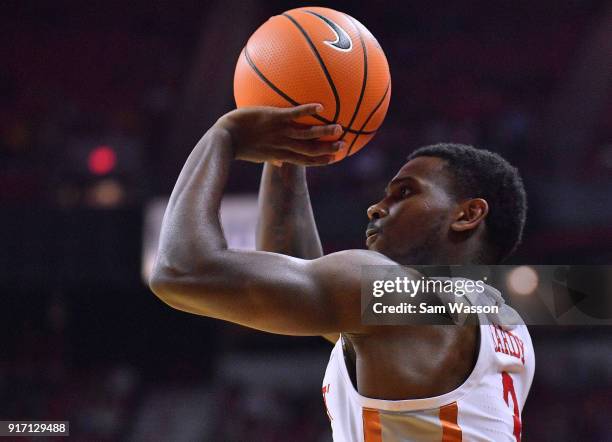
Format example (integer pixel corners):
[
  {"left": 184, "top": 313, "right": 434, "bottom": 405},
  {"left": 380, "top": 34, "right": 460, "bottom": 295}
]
[{"left": 384, "top": 176, "right": 420, "bottom": 194}]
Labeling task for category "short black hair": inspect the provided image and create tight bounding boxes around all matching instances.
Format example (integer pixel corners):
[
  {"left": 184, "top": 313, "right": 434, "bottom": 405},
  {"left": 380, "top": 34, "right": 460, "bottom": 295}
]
[{"left": 407, "top": 143, "right": 527, "bottom": 263}]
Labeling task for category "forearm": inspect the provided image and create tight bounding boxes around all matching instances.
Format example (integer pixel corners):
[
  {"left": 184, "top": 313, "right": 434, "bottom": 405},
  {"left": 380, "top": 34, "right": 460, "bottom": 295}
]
[
  {"left": 256, "top": 163, "right": 323, "bottom": 259},
  {"left": 154, "top": 125, "right": 233, "bottom": 276}
]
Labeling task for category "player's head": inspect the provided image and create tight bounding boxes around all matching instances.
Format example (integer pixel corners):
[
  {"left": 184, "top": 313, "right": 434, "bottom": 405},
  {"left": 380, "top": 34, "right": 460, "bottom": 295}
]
[{"left": 366, "top": 143, "right": 526, "bottom": 265}]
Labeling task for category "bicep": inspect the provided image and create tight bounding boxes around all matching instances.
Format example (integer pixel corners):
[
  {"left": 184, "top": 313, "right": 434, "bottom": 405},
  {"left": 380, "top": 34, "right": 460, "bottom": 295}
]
[{"left": 151, "top": 250, "right": 368, "bottom": 336}]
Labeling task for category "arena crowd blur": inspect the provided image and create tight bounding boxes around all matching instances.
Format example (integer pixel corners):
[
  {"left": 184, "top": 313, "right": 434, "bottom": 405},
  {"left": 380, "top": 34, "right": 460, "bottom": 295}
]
[{"left": 2, "top": 1, "right": 612, "bottom": 440}]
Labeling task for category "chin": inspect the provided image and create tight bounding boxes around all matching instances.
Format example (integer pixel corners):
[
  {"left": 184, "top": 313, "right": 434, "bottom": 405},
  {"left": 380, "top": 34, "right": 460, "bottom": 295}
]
[
  {"left": 369, "top": 241, "right": 389, "bottom": 256},
  {"left": 367, "top": 238, "right": 402, "bottom": 262},
  {"left": 373, "top": 246, "right": 413, "bottom": 265}
]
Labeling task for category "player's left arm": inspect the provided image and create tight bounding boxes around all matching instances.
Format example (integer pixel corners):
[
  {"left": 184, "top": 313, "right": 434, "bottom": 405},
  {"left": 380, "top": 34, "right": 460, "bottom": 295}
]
[{"left": 149, "top": 105, "right": 385, "bottom": 335}]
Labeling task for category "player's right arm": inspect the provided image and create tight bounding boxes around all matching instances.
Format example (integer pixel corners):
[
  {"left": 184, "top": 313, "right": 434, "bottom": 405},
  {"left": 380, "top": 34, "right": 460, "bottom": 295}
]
[
  {"left": 256, "top": 163, "right": 339, "bottom": 343},
  {"left": 152, "top": 246, "right": 403, "bottom": 336}
]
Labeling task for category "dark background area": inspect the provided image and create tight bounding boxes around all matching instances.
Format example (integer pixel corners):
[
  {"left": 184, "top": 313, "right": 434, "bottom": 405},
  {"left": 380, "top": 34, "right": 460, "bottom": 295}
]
[{"left": 2, "top": 1, "right": 612, "bottom": 440}]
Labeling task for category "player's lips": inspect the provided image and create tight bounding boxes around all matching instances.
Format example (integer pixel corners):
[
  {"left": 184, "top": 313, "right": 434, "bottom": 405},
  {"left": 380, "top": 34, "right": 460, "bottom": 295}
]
[
  {"left": 366, "top": 226, "right": 381, "bottom": 246},
  {"left": 366, "top": 227, "right": 380, "bottom": 238}
]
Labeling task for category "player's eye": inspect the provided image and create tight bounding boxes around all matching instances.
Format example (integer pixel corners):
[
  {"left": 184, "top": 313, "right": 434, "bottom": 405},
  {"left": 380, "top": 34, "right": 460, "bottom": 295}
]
[{"left": 399, "top": 186, "right": 411, "bottom": 198}]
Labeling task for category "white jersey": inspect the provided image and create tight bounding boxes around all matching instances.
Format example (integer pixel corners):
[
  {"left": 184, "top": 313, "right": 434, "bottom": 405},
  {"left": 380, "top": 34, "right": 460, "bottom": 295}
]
[{"left": 321, "top": 286, "right": 535, "bottom": 441}]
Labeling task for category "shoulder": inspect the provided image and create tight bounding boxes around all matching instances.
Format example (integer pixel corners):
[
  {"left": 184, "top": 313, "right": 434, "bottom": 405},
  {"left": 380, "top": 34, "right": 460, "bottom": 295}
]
[
  {"left": 306, "top": 250, "right": 420, "bottom": 303},
  {"left": 308, "top": 249, "right": 420, "bottom": 284},
  {"left": 312, "top": 249, "right": 401, "bottom": 268}
]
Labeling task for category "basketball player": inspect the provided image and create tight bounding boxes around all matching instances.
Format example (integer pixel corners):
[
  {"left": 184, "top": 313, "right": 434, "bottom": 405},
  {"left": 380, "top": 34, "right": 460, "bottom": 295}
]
[{"left": 150, "top": 104, "right": 534, "bottom": 441}]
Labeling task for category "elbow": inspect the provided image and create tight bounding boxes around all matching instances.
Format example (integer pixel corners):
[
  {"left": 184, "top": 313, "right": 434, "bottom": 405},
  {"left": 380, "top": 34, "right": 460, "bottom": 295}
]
[
  {"left": 148, "top": 270, "right": 165, "bottom": 298},
  {"left": 148, "top": 264, "right": 218, "bottom": 316},
  {"left": 149, "top": 266, "right": 180, "bottom": 308}
]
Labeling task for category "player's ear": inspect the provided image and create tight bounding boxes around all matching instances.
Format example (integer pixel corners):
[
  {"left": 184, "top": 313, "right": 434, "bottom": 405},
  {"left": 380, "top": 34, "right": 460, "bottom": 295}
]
[{"left": 450, "top": 198, "right": 489, "bottom": 232}]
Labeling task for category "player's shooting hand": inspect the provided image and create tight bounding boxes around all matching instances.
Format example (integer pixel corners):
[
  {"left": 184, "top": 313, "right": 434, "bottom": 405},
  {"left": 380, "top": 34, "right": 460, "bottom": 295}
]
[{"left": 215, "top": 104, "right": 344, "bottom": 166}]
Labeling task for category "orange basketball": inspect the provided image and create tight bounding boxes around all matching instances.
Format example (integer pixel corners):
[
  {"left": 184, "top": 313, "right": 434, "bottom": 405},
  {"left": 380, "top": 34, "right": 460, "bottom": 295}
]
[{"left": 234, "top": 6, "right": 391, "bottom": 163}]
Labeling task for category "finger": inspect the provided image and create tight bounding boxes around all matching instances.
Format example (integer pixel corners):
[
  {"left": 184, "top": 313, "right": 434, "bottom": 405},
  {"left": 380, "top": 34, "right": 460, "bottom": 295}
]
[
  {"left": 281, "top": 139, "right": 345, "bottom": 156},
  {"left": 283, "top": 103, "right": 323, "bottom": 120},
  {"left": 286, "top": 123, "right": 342, "bottom": 140}
]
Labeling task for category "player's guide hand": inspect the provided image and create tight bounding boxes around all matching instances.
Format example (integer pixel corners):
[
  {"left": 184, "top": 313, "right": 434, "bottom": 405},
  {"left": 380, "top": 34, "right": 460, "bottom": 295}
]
[{"left": 214, "top": 104, "right": 344, "bottom": 166}]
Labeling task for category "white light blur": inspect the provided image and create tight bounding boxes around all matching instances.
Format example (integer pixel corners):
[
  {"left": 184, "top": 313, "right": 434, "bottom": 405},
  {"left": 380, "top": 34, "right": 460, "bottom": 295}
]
[{"left": 507, "top": 266, "right": 539, "bottom": 296}]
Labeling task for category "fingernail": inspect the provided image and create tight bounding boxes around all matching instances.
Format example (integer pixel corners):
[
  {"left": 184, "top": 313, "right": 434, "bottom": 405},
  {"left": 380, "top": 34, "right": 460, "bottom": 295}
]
[
  {"left": 334, "top": 125, "right": 342, "bottom": 135},
  {"left": 334, "top": 141, "right": 344, "bottom": 150},
  {"left": 315, "top": 104, "right": 323, "bottom": 112}
]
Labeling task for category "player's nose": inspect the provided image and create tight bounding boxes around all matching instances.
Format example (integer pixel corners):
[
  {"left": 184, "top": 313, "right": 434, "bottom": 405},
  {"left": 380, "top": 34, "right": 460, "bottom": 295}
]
[{"left": 367, "top": 202, "right": 389, "bottom": 220}]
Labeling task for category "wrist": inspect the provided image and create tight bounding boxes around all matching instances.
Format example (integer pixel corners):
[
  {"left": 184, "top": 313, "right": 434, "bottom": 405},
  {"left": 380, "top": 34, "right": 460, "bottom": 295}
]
[
  {"left": 273, "top": 163, "right": 308, "bottom": 194},
  {"left": 211, "top": 116, "right": 239, "bottom": 158}
]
